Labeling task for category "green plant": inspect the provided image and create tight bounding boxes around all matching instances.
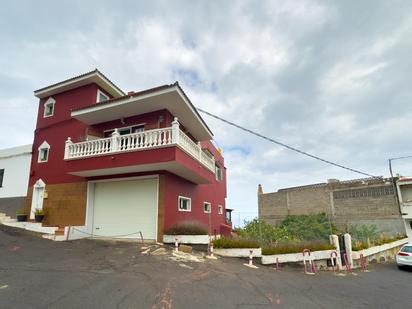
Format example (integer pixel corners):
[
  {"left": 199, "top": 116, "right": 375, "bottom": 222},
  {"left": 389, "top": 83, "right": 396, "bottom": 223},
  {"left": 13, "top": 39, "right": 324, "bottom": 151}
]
[
  {"left": 349, "top": 224, "right": 379, "bottom": 244},
  {"left": 262, "top": 241, "right": 335, "bottom": 255},
  {"left": 237, "top": 218, "right": 294, "bottom": 245},
  {"left": 281, "top": 213, "right": 336, "bottom": 241},
  {"left": 212, "top": 237, "right": 260, "bottom": 249},
  {"left": 33, "top": 208, "right": 45, "bottom": 216},
  {"left": 16, "top": 208, "right": 26, "bottom": 215},
  {"left": 165, "top": 222, "right": 208, "bottom": 235}
]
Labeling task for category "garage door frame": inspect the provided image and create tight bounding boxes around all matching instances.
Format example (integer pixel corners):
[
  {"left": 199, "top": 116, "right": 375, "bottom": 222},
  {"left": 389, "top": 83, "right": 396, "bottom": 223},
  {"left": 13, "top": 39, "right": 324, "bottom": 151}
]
[{"left": 84, "top": 175, "right": 159, "bottom": 240}]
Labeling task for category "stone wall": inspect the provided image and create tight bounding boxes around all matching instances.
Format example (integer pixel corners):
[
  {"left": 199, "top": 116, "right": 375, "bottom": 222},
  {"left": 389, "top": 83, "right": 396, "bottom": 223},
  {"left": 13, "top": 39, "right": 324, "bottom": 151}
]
[
  {"left": 25, "top": 182, "right": 87, "bottom": 227},
  {"left": 258, "top": 179, "right": 405, "bottom": 236}
]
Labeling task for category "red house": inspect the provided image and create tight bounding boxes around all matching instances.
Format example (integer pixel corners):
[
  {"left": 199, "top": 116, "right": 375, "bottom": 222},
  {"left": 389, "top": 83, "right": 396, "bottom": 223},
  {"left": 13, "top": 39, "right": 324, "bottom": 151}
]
[{"left": 25, "top": 70, "right": 230, "bottom": 241}]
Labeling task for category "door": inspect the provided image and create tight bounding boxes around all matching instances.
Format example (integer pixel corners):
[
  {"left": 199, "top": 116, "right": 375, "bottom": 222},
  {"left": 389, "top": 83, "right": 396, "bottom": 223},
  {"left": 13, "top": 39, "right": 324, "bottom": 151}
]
[
  {"left": 30, "top": 179, "right": 45, "bottom": 219},
  {"left": 92, "top": 178, "right": 158, "bottom": 239}
]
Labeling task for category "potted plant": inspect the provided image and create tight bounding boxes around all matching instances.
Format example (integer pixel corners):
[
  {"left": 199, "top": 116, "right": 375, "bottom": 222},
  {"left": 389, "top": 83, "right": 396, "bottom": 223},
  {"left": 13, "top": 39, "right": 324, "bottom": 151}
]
[
  {"left": 16, "top": 209, "right": 28, "bottom": 222},
  {"left": 33, "top": 208, "right": 45, "bottom": 223}
]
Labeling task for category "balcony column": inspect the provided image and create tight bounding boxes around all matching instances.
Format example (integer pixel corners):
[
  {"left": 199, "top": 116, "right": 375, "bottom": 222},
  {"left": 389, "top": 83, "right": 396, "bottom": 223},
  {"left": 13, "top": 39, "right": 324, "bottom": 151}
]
[
  {"left": 64, "top": 137, "right": 73, "bottom": 159},
  {"left": 111, "top": 128, "right": 120, "bottom": 152},
  {"left": 171, "top": 117, "right": 180, "bottom": 144}
]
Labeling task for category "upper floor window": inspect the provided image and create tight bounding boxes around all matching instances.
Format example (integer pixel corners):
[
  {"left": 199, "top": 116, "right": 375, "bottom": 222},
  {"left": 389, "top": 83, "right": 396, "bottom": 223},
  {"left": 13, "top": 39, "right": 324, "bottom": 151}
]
[
  {"left": 178, "top": 196, "right": 191, "bottom": 212},
  {"left": 97, "top": 89, "right": 109, "bottom": 103},
  {"left": 0, "top": 169, "right": 4, "bottom": 187},
  {"left": 43, "top": 97, "right": 55, "bottom": 118},
  {"left": 218, "top": 205, "right": 223, "bottom": 215},
  {"left": 215, "top": 164, "right": 223, "bottom": 181},
  {"left": 38, "top": 141, "right": 50, "bottom": 163},
  {"left": 203, "top": 202, "right": 211, "bottom": 213}
]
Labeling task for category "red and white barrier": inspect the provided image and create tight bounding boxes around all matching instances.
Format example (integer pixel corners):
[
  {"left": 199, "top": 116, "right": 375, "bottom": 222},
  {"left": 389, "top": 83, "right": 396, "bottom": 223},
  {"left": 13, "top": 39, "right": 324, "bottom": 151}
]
[
  {"left": 175, "top": 238, "right": 179, "bottom": 252},
  {"left": 210, "top": 243, "right": 215, "bottom": 258},
  {"left": 275, "top": 257, "right": 280, "bottom": 271},
  {"left": 330, "top": 251, "right": 338, "bottom": 272},
  {"left": 343, "top": 253, "right": 352, "bottom": 272},
  {"left": 248, "top": 249, "right": 254, "bottom": 267},
  {"left": 360, "top": 254, "right": 368, "bottom": 272},
  {"left": 303, "top": 249, "right": 316, "bottom": 274}
]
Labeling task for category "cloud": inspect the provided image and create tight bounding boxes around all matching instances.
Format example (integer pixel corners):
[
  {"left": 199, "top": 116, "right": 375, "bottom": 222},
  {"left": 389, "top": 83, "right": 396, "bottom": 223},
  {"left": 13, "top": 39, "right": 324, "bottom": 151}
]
[{"left": 1, "top": 0, "right": 412, "bottom": 220}]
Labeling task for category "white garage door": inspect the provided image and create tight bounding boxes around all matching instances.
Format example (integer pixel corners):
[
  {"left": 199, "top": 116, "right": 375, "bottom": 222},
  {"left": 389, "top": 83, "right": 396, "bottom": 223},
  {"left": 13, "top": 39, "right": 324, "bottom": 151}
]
[{"left": 93, "top": 178, "right": 158, "bottom": 240}]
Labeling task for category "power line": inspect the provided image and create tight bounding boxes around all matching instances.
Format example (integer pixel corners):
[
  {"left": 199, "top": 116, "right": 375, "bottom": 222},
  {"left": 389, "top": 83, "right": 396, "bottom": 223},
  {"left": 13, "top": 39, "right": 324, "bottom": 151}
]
[{"left": 197, "top": 107, "right": 380, "bottom": 179}]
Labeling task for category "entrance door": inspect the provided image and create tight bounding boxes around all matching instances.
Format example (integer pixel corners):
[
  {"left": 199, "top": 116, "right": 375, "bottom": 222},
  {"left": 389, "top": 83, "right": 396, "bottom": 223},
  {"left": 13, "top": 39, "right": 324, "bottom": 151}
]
[
  {"left": 92, "top": 178, "right": 158, "bottom": 239},
  {"left": 30, "top": 179, "right": 45, "bottom": 219}
]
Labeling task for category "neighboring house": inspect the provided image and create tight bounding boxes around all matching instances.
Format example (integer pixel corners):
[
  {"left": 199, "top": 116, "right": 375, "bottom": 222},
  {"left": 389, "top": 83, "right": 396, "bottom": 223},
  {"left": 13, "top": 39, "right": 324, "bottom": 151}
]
[
  {"left": 396, "top": 178, "right": 412, "bottom": 242},
  {"left": 258, "top": 177, "right": 405, "bottom": 236},
  {"left": 24, "top": 69, "right": 230, "bottom": 241},
  {"left": 0, "top": 145, "right": 32, "bottom": 216}
]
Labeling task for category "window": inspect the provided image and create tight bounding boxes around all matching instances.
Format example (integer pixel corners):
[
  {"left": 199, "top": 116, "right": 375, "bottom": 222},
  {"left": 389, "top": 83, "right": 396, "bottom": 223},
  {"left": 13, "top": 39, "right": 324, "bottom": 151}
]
[
  {"left": 0, "top": 169, "right": 4, "bottom": 187},
  {"left": 215, "top": 164, "right": 222, "bottom": 181},
  {"left": 225, "top": 210, "right": 232, "bottom": 224},
  {"left": 43, "top": 97, "right": 55, "bottom": 117},
  {"left": 97, "top": 89, "right": 109, "bottom": 103},
  {"left": 203, "top": 202, "right": 211, "bottom": 213},
  {"left": 218, "top": 205, "right": 223, "bottom": 215},
  {"left": 38, "top": 141, "right": 50, "bottom": 163},
  {"left": 178, "top": 196, "right": 191, "bottom": 212}
]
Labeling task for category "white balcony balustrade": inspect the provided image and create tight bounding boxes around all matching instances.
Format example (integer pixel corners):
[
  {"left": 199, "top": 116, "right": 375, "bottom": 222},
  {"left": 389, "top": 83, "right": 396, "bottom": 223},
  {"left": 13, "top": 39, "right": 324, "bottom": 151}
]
[{"left": 64, "top": 118, "right": 215, "bottom": 172}]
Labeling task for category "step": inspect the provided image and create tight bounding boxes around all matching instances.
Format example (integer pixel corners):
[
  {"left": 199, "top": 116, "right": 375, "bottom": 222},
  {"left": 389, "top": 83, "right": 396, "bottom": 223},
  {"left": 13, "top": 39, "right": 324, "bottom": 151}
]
[{"left": 2, "top": 221, "right": 58, "bottom": 234}]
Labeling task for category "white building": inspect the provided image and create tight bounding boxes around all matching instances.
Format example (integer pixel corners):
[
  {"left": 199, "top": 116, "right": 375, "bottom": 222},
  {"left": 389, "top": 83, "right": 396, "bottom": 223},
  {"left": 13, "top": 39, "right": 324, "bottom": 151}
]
[
  {"left": 0, "top": 144, "right": 32, "bottom": 198},
  {"left": 396, "top": 178, "right": 412, "bottom": 242}
]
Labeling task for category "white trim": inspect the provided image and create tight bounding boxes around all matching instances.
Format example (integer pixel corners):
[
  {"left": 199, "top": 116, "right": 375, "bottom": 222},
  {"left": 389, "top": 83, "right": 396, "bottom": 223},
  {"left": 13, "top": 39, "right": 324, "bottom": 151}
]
[
  {"left": 43, "top": 97, "right": 55, "bottom": 118},
  {"left": 178, "top": 195, "right": 191, "bottom": 212},
  {"left": 96, "top": 89, "right": 109, "bottom": 103},
  {"left": 37, "top": 141, "right": 50, "bottom": 163},
  {"left": 34, "top": 71, "right": 125, "bottom": 98},
  {"left": 203, "top": 201, "right": 211, "bottom": 213},
  {"left": 218, "top": 205, "right": 223, "bottom": 215},
  {"left": 71, "top": 85, "right": 213, "bottom": 139}
]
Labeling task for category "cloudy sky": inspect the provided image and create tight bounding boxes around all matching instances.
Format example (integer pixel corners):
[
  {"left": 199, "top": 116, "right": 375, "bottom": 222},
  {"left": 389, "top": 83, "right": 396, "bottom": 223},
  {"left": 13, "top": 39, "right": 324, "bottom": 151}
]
[{"left": 1, "top": 0, "right": 412, "bottom": 224}]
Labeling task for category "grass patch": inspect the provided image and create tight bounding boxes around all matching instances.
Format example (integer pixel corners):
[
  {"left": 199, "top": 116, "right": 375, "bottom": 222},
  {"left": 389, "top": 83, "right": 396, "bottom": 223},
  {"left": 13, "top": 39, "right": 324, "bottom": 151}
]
[
  {"left": 352, "top": 234, "right": 407, "bottom": 251},
  {"left": 262, "top": 241, "right": 335, "bottom": 255},
  {"left": 212, "top": 237, "right": 260, "bottom": 249},
  {"left": 164, "top": 222, "right": 208, "bottom": 235}
]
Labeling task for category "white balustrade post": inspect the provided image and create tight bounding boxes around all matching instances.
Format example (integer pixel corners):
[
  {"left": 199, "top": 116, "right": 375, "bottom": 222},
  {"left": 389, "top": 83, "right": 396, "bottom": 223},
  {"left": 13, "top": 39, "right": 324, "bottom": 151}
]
[
  {"left": 111, "top": 128, "right": 120, "bottom": 152},
  {"left": 197, "top": 142, "right": 202, "bottom": 161},
  {"left": 64, "top": 137, "right": 73, "bottom": 159},
  {"left": 171, "top": 117, "right": 180, "bottom": 144}
]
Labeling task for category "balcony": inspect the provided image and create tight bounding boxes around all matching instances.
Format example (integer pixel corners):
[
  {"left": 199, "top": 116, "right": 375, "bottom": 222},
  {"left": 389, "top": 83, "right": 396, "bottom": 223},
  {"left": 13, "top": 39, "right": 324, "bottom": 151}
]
[{"left": 64, "top": 118, "right": 215, "bottom": 177}]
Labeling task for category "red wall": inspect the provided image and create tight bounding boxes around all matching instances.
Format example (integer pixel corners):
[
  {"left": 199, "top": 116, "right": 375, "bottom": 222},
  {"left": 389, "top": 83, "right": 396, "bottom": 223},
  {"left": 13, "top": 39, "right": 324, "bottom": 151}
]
[{"left": 29, "top": 81, "right": 229, "bottom": 234}]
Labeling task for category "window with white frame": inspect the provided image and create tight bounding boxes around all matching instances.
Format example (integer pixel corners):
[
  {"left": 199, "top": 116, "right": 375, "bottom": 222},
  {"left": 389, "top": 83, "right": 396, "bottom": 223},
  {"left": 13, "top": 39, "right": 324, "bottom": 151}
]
[
  {"left": 203, "top": 202, "right": 211, "bottom": 213},
  {"left": 0, "top": 169, "right": 4, "bottom": 187},
  {"left": 97, "top": 89, "right": 109, "bottom": 103},
  {"left": 215, "top": 164, "right": 222, "bottom": 181},
  {"left": 43, "top": 97, "right": 55, "bottom": 117},
  {"left": 218, "top": 205, "right": 223, "bottom": 215},
  {"left": 178, "top": 196, "right": 191, "bottom": 212},
  {"left": 38, "top": 141, "right": 50, "bottom": 163}
]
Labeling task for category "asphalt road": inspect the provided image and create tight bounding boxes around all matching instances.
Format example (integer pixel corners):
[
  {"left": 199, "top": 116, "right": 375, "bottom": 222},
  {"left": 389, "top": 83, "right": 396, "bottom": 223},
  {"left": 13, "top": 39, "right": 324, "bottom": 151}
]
[{"left": 0, "top": 225, "right": 411, "bottom": 309}]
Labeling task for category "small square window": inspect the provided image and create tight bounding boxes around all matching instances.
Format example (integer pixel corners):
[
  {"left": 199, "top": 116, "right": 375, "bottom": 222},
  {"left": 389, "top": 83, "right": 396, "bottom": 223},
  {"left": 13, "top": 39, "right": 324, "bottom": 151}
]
[
  {"left": 203, "top": 202, "right": 211, "bottom": 213},
  {"left": 43, "top": 98, "right": 55, "bottom": 118},
  {"left": 178, "top": 196, "right": 191, "bottom": 212},
  {"left": 215, "top": 164, "right": 222, "bottom": 181},
  {"left": 39, "top": 148, "right": 49, "bottom": 162},
  {"left": 218, "top": 205, "right": 223, "bottom": 215}
]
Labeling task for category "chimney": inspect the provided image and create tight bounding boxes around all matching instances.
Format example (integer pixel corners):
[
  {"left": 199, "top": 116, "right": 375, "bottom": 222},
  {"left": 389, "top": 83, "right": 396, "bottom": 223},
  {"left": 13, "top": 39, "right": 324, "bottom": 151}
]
[{"left": 258, "top": 184, "right": 263, "bottom": 195}]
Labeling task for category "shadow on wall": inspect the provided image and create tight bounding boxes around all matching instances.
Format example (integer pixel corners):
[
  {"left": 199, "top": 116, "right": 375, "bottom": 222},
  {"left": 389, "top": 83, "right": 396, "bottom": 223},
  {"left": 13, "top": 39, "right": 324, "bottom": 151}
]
[{"left": 0, "top": 197, "right": 26, "bottom": 217}]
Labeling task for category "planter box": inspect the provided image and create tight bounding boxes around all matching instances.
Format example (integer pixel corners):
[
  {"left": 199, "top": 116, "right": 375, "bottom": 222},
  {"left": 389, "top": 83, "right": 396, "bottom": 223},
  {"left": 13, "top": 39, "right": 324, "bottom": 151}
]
[
  {"left": 261, "top": 249, "right": 335, "bottom": 265},
  {"left": 214, "top": 248, "right": 261, "bottom": 257},
  {"left": 352, "top": 238, "right": 409, "bottom": 260},
  {"left": 163, "top": 234, "right": 213, "bottom": 244}
]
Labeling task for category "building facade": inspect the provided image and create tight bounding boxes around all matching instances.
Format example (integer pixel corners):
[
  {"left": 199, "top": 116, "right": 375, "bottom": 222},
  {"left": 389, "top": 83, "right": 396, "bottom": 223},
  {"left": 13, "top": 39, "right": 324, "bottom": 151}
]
[
  {"left": 24, "top": 70, "right": 230, "bottom": 241},
  {"left": 258, "top": 178, "right": 405, "bottom": 236},
  {"left": 0, "top": 145, "right": 32, "bottom": 216},
  {"left": 396, "top": 178, "right": 412, "bottom": 241}
]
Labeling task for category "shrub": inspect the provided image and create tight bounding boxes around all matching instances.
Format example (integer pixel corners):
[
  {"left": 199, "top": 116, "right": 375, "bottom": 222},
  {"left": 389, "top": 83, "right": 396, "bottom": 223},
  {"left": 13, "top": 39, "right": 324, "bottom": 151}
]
[
  {"left": 212, "top": 237, "right": 260, "bottom": 249},
  {"left": 281, "top": 213, "right": 336, "bottom": 241},
  {"left": 33, "top": 208, "right": 45, "bottom": 216},
  {"left": 237, "top": 218, "right": 294, "bottom": 245},
  {"left": 349, "top": 224, "right": 379, "bottom": 244},
  {"left": 16, "top": 208, "right": 26, "bottom": 215},
  {"left": 164, "top": 222, "right": 208, "bottom": 235},
  {"left": 262, "top": 241, "right": 335, "bottom": 255}
]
